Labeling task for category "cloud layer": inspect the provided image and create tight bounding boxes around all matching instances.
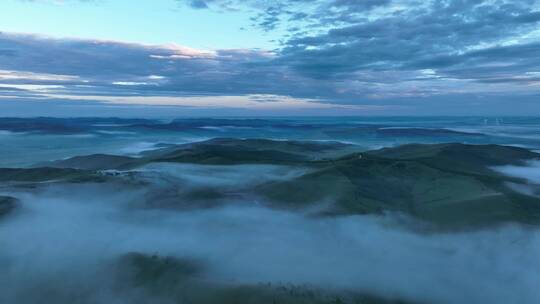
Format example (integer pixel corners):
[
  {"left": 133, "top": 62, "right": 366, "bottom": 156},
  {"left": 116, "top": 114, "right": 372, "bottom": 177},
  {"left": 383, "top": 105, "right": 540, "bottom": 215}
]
[
  {"left": 2, "top": 180, "right": 540, "bottom": 304},
  {"left": 2, "top": 0, "right": 540, "bottom": 114}
]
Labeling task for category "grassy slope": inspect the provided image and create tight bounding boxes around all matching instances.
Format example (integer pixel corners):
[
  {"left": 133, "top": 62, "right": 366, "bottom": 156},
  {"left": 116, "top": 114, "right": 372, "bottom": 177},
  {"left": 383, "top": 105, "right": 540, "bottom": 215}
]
[
  {"left": 115, "top": 253, "right": 412, "bottom": 304},
  {"left": 0, "top": 167, "right": 105, "bottom": 183},
  {"left": 42, "top": 154, "right": 142, "bottom": 170},
  {"left": 39, "top": 138, "right": 355, "bottom": 169},
  {"left": 150, "top": 138, "right": 355, "bottom": 165},
  {"left": 259, "top": 144, "right": 540, "bottom": 229},
  {"left": 4, "top": 140, "right": 540, "bottom": 228}
]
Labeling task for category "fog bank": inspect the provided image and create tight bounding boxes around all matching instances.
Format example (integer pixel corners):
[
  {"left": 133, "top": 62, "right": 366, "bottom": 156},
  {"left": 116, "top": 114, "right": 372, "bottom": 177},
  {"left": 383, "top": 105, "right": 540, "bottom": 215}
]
[{"left": 1, "top": 183, "right": 539, "bottom": 304}]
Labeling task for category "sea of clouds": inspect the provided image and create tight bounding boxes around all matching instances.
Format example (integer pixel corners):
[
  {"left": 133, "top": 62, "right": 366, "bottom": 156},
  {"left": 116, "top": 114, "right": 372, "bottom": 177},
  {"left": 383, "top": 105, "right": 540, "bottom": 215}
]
[{"left": 1, "top": 164, "right": 540, "bottom": 304}]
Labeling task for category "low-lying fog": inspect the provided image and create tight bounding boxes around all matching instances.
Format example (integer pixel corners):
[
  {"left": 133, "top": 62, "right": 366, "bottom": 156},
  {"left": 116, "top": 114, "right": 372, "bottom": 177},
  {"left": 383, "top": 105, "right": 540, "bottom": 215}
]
[
  {"left": 2, "top": 162, "right": 540, "bottom": 304},
  {"left": 493, "top": 160, "right": 540, "bottom": 197},
  {"left": 137, "top": 163, "right": 310, "bottom": 188}
]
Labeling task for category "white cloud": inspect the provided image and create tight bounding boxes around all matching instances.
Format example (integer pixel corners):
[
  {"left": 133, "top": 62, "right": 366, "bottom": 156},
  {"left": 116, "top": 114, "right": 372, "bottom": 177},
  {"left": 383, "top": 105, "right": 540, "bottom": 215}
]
[{"left": 0, "top": 70, "right": 79, "bottom": 82}]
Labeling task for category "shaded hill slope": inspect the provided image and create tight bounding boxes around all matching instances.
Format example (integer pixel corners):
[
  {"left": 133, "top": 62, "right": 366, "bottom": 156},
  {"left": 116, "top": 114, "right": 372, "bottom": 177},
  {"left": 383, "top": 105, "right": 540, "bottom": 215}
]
[
  {"left": 259, "top": 143, "right": 540, "bottom": 229},
  {"left": 0, "top": 196, "right": 17, "bottom": 217}
]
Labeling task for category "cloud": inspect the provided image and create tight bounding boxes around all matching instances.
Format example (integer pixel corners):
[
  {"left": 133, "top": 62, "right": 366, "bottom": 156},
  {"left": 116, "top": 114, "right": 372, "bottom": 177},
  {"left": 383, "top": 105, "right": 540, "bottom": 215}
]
[
  {"left": 177, "top": 0, "right": 393, "bottom": 31},
  {"left": 279, "top": 1, "right": 540, "bottom": 74},
  {"left": 2, "top": 180, "right": 540, "bottom": 304},
  {"left": 0, "top": 33, "right": 290, "bottom": 97},
  {"left": 2, "top": 0, "right": 540, "bottom": 114},
  {"left": 178, "top": 0, "right": 540, "bottom": 87},
  {"left": 493, "top": 160, "right": 540, "bottom": 197},
  {"left": 0, "top": 32, "right": 365, "bottom": 110},
  {"left": 188, "top": 0, "right": 209, "bottom": 9}
]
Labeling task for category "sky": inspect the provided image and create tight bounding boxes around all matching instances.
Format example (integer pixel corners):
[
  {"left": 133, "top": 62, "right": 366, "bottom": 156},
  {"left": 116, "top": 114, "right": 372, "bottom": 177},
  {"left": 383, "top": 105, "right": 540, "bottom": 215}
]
[{"left": 1, "top": 0, "right": 540, "bottom": 116}]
